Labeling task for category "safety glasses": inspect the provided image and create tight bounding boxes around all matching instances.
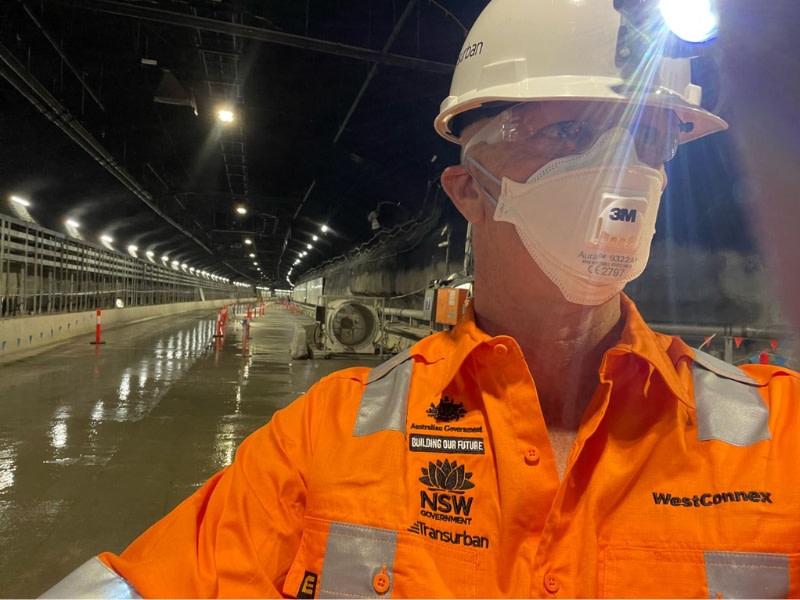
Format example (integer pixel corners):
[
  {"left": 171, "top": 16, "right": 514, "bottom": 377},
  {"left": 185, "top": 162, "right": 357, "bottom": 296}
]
[{"left": 463, "top": 101, "right": 683, "bottom": 168}]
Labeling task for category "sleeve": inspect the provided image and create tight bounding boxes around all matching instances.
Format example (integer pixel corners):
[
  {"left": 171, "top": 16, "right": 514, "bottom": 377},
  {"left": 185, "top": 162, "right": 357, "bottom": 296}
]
[{"left": 94, "top": 389, "right": 320, "bottom": 599}]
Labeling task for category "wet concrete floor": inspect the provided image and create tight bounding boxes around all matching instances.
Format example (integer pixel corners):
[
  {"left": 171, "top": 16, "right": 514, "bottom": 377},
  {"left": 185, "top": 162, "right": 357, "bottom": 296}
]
[{"left": 0, "top": 304, "right": 383, "bottom": 598}]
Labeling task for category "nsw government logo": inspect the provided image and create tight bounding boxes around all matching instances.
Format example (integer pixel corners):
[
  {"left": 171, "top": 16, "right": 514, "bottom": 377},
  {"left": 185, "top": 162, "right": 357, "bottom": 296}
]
[{"left": 419, "top": 459, "right": 475, "bottom": 525}]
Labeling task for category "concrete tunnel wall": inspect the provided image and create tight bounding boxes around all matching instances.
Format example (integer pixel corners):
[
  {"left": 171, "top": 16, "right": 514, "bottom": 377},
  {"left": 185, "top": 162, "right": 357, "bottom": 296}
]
[
  {"left": 0, "top": 297, "right": 260, "bottom": 361},
  {"left": 299, "top": 203, "right": 798, "bottom": 365}
]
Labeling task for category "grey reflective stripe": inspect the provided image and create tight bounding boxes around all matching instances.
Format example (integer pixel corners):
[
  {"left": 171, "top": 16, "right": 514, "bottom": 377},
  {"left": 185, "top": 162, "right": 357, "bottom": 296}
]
[
  {"left": 693, "top": 349, "right": 770, "bottom": 446},
  {"left": 320, "top": 522, "right": 397, "bottom": 598},
  {"left": 354, "top": 348, "right": 413, "bottom": 436},
  {"left": 39, "top": 557, "right": 142, "bottom": 599},
  {"left": 705, "top": 551, "right": 789, "bottom": 599}
]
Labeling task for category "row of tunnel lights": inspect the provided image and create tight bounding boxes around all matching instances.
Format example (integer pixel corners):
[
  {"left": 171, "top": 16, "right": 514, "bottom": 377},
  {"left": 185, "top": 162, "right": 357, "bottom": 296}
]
[
  {"left": 234, "top": 204, "right": 329, "bottom": 284},
  {"left": 9, "top": 195, "right": 260, "bottom": 288},
  {"left": 285, "top": 224, "right": 329, "bottom": 287},
  {"left": 11, "top": 194, "right": 323, "bottom": 288}
]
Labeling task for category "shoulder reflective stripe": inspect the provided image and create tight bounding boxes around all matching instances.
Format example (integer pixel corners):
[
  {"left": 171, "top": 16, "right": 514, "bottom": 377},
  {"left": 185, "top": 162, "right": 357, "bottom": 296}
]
[
  {"left": 39, "top": 557, "right": 142, "bottom": 599},
  {"left": 693, "top": 349, "right": 759, "bottom": 385},
  {"left": 354, "top": 349, "right": 413, "bottom": 436},
  {"left": 705, "top": 551, "right": 789, "bottom": 599},
  {"left": 693, "top": 349, "right": 770, "bottom": 446},
  {"left": 320, "top": 522, "right": 397, "bottom": 598},
  {"left": 366, "top": 348, "right": 412, "bottom": 385}
]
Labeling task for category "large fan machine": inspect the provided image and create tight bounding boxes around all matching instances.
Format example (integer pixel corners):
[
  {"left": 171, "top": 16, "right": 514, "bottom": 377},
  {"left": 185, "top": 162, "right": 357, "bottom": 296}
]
[{"left": 317, "top": 297, "right": 384, "bottom": 355}]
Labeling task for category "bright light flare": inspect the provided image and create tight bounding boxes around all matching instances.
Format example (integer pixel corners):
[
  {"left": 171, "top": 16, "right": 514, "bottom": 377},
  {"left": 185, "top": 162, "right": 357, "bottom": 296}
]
[
  {"left": 11, "top": 195, "right": 30, "bottom": 207},
  {"left": 659, "top": 0, "right": 718, "bottom": 43}
]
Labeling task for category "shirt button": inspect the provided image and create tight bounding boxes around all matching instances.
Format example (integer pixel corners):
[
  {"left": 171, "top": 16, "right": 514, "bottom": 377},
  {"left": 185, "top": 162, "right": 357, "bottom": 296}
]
[
  {"left": 372, "top": 565, "right": 391, "bottom": 595},
  {"left": 524, "top": 447, "right": 540, "bottom": 465},
  {"left": 544, "top": 571, "right": 560, "bottom": 594},
  {"left": 493, "top": 343, "right": 508, "bottom": 356}
]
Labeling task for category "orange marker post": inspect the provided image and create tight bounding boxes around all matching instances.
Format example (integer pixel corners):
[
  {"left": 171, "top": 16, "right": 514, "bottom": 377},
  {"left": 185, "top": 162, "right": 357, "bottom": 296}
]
[
  {"left": 213, "top": 309, "right": 224, "bottom": 338},
  {"left": 90, "top": 308, "right": 106, "bottom": 345}
]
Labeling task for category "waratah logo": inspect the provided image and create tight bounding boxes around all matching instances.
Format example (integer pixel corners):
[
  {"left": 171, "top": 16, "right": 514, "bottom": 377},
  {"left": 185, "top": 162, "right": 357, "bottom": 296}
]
[
  {"left": 426, "top": 396, "right": 466, "bottom": 422},
  {"left": 419, "top": 459, "right": 475, "bottom": 493}
]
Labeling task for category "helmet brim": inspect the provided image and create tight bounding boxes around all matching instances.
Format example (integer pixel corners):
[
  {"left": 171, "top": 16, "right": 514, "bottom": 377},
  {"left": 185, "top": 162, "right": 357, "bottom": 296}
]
[{"left": 435, "top": 77, "right": 728, "bottom": 145}]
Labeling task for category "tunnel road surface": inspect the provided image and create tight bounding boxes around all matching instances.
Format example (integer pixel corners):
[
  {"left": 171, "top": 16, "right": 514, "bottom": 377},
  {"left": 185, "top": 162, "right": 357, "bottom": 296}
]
[{"left": 0, "top": 304, "right": 382, "bottom": 598}]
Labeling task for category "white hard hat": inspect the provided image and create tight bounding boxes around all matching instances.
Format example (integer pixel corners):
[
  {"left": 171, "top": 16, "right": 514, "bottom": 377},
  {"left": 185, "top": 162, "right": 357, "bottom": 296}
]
[{"left": 434, "top": 0, "right": 727, "bottom": 144}]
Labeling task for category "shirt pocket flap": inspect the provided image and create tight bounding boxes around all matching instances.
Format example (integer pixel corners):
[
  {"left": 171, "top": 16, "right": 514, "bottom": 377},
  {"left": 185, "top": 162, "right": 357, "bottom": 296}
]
[
  {"left": 282, "top": 517, "right": 483, "bottom": 598},
  {"left": 601, "top": 546, "right": 795, "bottom": 599}
]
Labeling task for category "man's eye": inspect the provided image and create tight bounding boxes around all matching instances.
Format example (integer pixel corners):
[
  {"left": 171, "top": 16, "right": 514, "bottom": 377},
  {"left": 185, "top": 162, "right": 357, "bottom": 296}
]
[{"left": 534, "top": 120, "right": 595, "bottom": 151}]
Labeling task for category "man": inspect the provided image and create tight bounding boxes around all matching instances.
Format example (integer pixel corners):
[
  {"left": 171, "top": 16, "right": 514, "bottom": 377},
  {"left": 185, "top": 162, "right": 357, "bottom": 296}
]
[{"left": 42, "top": 0, "right": 800, "bottom": 597}]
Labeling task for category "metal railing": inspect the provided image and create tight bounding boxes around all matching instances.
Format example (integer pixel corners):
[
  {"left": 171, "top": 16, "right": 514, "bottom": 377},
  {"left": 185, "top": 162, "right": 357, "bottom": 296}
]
[{"left": 0, "top": 213, "right": 240, "bottom": 317}]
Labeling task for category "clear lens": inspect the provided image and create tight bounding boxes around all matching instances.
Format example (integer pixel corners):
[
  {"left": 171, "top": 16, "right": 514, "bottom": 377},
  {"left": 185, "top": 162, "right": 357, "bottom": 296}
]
[{"left": 466, "top": 102, "right": 681, "bottom": 168}]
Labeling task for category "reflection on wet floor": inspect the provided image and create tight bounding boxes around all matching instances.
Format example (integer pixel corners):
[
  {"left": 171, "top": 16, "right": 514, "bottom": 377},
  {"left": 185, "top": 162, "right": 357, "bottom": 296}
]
[{"left": 0, "top": 305, "right": 383, "bottom": 598}]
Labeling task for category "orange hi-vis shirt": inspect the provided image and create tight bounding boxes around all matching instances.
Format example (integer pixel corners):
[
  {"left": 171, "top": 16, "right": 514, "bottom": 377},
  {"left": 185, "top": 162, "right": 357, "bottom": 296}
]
[{"left": 85, "top": 295, "right": 800, "bottom": 598}]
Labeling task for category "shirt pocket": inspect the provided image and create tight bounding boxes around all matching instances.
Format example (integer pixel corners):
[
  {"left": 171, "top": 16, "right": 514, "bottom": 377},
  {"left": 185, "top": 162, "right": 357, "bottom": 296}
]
[
  {"left": 282, "top": 516, "right": 482, "bottom": 598},
  {"left": 600, "top": 545, "right": 796, "bottom": 598}
]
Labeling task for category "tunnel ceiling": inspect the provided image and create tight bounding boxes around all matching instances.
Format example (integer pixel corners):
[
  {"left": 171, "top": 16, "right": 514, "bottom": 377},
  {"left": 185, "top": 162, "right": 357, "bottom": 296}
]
[{"left": 0, "top": 0, "right": 487, "bottom": 286}]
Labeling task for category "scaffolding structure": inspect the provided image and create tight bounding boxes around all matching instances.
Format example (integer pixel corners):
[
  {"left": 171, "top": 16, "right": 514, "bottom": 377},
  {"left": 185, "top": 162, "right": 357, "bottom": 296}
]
[{"left": 0, "top": 214, "right": 238, "bottom": 318}]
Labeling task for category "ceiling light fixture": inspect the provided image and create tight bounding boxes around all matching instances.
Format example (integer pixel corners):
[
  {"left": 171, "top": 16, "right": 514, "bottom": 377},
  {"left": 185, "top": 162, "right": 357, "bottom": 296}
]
[
  {"left": 217, "top": 108, "right": 235, "bottom": 123},
  {"left": 10, "top": 195, "right": 30, "bottom": 207}
]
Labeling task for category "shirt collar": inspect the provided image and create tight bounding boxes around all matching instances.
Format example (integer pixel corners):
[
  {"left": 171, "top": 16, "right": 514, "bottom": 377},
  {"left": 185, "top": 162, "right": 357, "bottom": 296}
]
[
  {"left": 410, "top": 294, "right": 693, "bottom": 406},
  {"left": 611, "top": 294, "right": 693, "bottom": 406}
]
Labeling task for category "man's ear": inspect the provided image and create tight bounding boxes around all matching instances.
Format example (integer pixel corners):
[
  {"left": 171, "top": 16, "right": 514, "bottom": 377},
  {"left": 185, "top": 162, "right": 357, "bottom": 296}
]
[{"left": 440, "top": 165, "right": 487, "bottom": 224}]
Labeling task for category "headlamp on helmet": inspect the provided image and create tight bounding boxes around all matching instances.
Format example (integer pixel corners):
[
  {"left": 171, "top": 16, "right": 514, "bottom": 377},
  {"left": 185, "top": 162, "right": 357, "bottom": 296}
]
[{"left": 614, "top": 0, "right": 719, "bottom": 79}]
